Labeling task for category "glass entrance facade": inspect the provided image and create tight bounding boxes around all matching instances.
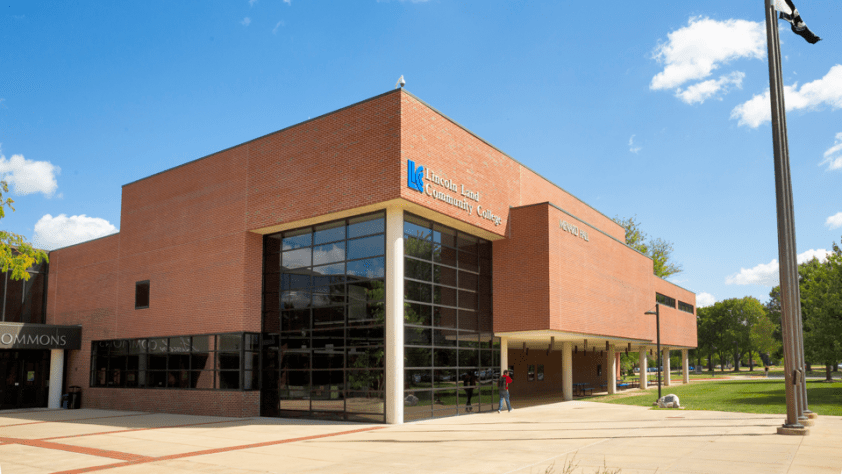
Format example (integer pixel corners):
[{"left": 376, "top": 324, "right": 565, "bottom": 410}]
[
  {"left": 402, "top": 214, "right": 499, "bottom": 421},
  {"left": 261, "top": 211, "right": 387, "bottom": 422}
]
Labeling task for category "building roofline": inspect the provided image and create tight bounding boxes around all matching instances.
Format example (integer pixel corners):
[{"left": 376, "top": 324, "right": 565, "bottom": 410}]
[
  {"left": 122, "top": 89, "right": 403, "bottom": 188},
  {"left": 399, "top": 89, "right": 624, "bottom": 236},
  {"left": 121, "top": 89, "right": 621, "bottom": 239},
  {"left": 48, "top": 232, "right": 120, "bottom": 253},
  {"left": 653, "top": 274, "right": 697, "bottom": 296},
  {"left": 510, "top": 201, "right": 697, "bottom": 297},
  {"left": 511, "top": 201, "right": 649, "bottom": 260}
]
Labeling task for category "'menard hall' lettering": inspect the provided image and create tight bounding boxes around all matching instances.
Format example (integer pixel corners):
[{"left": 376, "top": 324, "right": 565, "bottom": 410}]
[
  {"left": 560, "top": 220, "right": 589, "bottom": 242},
  {"left": 406, "top": 159, "right": 502, "bottom": 226}
]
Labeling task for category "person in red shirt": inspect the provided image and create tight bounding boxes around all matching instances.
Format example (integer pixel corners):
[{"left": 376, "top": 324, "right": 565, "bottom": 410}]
[{"left": 498, "top": 370, "right": 513, "bottom": 413}]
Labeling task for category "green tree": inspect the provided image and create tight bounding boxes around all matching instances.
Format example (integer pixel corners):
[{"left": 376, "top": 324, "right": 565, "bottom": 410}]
[
  {"left": 799, "top": 239, "right": 842, "bottom": 381},
  {"left": 766, "top": 243, "right": 842, "bottom": 380},
  {"left": 749, "top": 311, "right": 780, "bottom": 369},
  {"left": 613, "top": 216, "right": 682, "bottom": 278},
  {"left": 1, "top": 181, "right": 49, "bottom": 280}
]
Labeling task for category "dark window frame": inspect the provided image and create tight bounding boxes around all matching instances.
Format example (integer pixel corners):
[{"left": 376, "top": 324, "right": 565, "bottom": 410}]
[
  {"left": 135, "top": 280, "right": 150, "bottom": 309},
  {"left": 655, "top": 292, "right": 676, "bottom": 308},
  {"left": 89, "top": 332, "right": 259, "bottom": 391}
]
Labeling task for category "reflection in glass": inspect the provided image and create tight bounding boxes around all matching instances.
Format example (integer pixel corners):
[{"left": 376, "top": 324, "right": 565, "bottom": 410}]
[
  {"left": 313, "top": 243, "right": 346, "bottom": 265},
  {"left": 346, "top": 257, "right": 385, "bottom": 279},
  {"left": 348, "top": 235, "right": 384, "bottom": 260},
  {"left": 314, "top": 221, "right": 346, "bottom": 245},
  {"left": 283, "top": 228, "right": 312, "bottom": 250},
  {"left": 348, "top": 214, "right": 385, "bottom": 239},
  {"left": 282, "top": 248, "right": 311, "bottom": 269},
  {"left": 263, "top": 211, "right": 386, "bottom": 421},
  {"left": 402, "top": 213, "right": 496, "bottom": 422}
]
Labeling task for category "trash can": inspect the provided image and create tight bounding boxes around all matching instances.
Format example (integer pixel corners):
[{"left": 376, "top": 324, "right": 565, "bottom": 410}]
[{"left": 68, "top": 386, "right": 82, "bottom": 409}]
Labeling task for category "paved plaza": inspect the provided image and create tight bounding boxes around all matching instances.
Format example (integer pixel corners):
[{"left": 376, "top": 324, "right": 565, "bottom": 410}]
[{"left": 1, "top": 401, "right": 840, "bottom": 474}]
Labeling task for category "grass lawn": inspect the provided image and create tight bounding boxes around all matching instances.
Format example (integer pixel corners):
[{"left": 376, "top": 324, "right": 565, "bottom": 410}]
[{"left": 591, "top": 379, "right": 842, "bottom": 416}]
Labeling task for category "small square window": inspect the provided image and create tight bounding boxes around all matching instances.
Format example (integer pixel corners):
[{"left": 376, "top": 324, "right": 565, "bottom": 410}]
[{"left": 136, "top": 281, "right": 150, "bottom": 309}]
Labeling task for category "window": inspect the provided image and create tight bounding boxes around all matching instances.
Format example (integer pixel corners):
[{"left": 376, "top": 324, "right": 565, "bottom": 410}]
[
  {"left": 1, "top": 260, "right": 48, "bottom": 324},
  {"left": 678, "top": 301, "right": 694, "bottom": 314},
  {"left": 261, "top": 211, "right": 387, "bottom": 423},
  {"left": 90, "top": 333, "right": 258, "bottom": 390},
  {"left": 402, "top": 214, "right": 497, "bottom": 422},
  {"left": 655, "top": 293, "right": 676, "bottom": 308},
  {"left": 135, "top": 281, "right": 150, "bottom": 309},
  {"left": 537, "top": 365, "right": 544, "bottom": 381},
  {"left": 527, "top": 365, "right": 535, "bottom": 382}
]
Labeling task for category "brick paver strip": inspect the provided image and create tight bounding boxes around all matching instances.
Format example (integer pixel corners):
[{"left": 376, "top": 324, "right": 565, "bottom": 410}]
[
  {"left": 0, "top": 413, "right": 148, "bottom": 428},
  {"left": 38, "top": 418, "right": 251, "bottom": 441},
  {"left": 0, "top": 436, "right": 155, "bottom": 462},
  {"left": 45, "top": 425, "right": 387, "bottom": 474}
]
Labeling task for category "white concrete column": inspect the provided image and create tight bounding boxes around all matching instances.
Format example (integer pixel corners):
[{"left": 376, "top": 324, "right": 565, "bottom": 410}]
[
  {"left": 385, "top": 205, "right": 405, "bottom": 424},
  {"left": 663, "top": 348, "right": 671, "bottom": 386},
  {"left": 607, "top": 345, "right": 617, "bottom": 394},
  {"left": 682, "top": 349, "right": 690, "bottom": 384},
  {"left": 616, "top": 352, "right": 622, "bottom": 380},
  {"left": 48, "top": 349, "right": 64, "bottom": 409},
  {"left": 500, "top": 337, "right": 508, "bottom": 375},
  {"left": 639, "top": 347, "right": 648, "bottom": 389},
  {"left": 562, "top": 342, "right": 573, "bottom": 401}
]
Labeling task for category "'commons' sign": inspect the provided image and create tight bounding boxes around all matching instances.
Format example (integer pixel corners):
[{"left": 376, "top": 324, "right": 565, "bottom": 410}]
[{"left": 0, "top": 323, "right": 82, "bottom": 350}]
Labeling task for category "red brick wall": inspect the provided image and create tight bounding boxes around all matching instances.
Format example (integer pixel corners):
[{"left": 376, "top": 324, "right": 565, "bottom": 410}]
[
  {"left": 399, "top": 92, "right": 625, "bottom": 241},
  {"left": 82, "top": 388, "right": 259, "bottom": 417},
  {"left": 491, "top": 203, "right": 696, "bottom": 348},
  {"left": 45, "top": 91, "right": 403, "bottom": 416},
  {"left": 549, "top": 204, "right": 656, "bottom": 341},
  {"left": 492, "top": 205, "right": 551, "bottom": 333},
  {"left": 44, "top": 89, "right": 696, "bottom": 417},
  {"left": 652, "top": 278, "right": 698, "bottom": 349}
]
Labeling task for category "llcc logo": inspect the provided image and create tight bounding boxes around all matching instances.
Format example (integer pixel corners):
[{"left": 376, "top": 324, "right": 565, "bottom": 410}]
[{"left": 407, "top": 159, "right": 425, "bottom": 193}]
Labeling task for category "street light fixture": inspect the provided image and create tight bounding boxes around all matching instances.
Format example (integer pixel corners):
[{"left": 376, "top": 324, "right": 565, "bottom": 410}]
[{"left": 645, "top": 303, "right": 662, "bottom": 402}]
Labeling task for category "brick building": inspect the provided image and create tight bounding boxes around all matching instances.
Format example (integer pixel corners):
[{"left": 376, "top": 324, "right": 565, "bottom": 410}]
[{"left": 1, "top": 89, "right": 696, "bottom": 423}]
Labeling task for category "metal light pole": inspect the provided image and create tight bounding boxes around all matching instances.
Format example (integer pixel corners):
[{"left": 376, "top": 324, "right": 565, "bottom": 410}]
[
  {"left": 764, "top": 0, "right": 807, "bottom": 432},
  {"left": 645, "top": 304, "right": 662, "bottom": 401}
]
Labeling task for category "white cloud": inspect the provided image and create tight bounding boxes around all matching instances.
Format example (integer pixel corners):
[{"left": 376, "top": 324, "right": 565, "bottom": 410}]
[
  {"left": 249, "top": 0, "right": 258, "bottom": 5},
  {"left": 628, "top": 135, "right": 641, "bottom": 154},
  {"left": 675, "top": 71, "right": 745, "bottom": 104},
  {"left": 32, "top": 214, "right": 118, "bottom": 250},
  {"left": 731, "top": 64, "right": 842, "bottom": 128},
  {"left": 696, "top": 292, "right": 716, "bottom": 308},
  {"left": 725, "top": 249, "right": 831, "bottom": 286},
  {"left": 827, "top": 212, "right": 842, "bottom": 230},
  {"left": 650, "top": 16, "right": 764, "bottom": 102},
  {"left": 240, "top": 17, "right": 251, "bottom": 26},
  {"left": 821, "top": 132, "right": 842, "bottom": 171},
  {"left": 0, "top": 149, "right": 60, "bottom": 196},
  {"left": 272, "top": 21, "right": 284, "bottom": 34},
  {"left": 283, "top": 0, "right": 291, "bottom": 4}
]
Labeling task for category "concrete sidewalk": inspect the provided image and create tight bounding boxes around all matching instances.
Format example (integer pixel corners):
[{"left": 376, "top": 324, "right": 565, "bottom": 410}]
[{"left": 1, "top": 402, "right": 839, "bottom": 473}]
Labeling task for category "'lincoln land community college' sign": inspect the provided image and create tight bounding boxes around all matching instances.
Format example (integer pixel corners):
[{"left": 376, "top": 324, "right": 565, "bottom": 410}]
[
  {"left": 0, "top": 323, "right": 82, "bottom": 350},
  {"left": 407, "top": 160, "right": 502, "bottom": 226}
]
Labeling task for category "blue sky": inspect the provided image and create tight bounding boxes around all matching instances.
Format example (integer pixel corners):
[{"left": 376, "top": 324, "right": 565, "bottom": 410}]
[{"left": 1, "top": 0, "right": 840, "bottom": 308}]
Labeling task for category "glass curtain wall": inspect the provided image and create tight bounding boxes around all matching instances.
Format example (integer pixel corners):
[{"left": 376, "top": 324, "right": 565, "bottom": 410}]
[
  {"left": 403, "top": 213, "right": 499, "bottom": 421},
  {"left": 261, "top": 211, "right": 386, "bottom": 422}
]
